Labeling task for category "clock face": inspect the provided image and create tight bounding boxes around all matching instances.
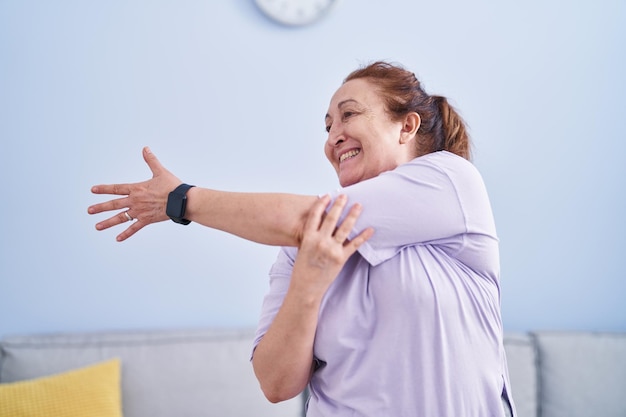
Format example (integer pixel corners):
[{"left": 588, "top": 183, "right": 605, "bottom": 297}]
[{"left": 254, "top": 0, "right": 338, "bottom": 26}]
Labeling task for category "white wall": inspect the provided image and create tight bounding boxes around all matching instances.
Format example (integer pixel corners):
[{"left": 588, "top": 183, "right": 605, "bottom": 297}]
[{"left": 1, "top": 0, "right": 624, "bottom": 337}]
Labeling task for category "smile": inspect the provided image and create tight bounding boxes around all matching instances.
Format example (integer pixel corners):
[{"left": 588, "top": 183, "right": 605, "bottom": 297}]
[{"left": 339, "top": 149, "right": 361, "bottom": 163}]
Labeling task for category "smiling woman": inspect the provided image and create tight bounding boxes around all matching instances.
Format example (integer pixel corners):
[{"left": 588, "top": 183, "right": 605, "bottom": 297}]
[
  {"left": 323, "top": 79, "right": 419, "bottom": 187},
  {"left": 88, "top": 61, "right": 516, "bottom": 417}
]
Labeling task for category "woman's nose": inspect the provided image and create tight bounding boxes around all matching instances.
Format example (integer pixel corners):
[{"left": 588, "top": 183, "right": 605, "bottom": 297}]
[{"left": 326, "top": 126, "right": 344, "bottom": 147}]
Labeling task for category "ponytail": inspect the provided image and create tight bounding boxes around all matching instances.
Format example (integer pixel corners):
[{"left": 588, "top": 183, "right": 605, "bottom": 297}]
[{"left": 432, "top": 96, "right": 471, "bottom": 160}]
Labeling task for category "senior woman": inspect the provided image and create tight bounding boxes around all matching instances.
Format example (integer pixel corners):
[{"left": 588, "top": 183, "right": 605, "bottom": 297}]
[{"left": 89, "top": 61, "right": 516, "bottom": 417}]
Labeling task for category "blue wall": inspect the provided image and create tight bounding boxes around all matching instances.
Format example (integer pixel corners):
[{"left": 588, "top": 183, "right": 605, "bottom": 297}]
[{"left": 1, "top": 0, "right": 624, "bottom": 338}]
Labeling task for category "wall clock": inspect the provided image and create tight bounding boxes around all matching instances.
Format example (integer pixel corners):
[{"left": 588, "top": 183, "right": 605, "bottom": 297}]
[{"left": 254, "top": 0, "right": 338, "bottom": 27}]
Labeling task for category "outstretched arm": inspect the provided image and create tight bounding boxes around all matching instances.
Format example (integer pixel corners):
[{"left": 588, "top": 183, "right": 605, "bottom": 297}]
[
  {"left": 252, "top": 195, "right": 374, "bottom": 402},
  {"left": 88, "top": 147, "right": 317, "bottom": 245}
]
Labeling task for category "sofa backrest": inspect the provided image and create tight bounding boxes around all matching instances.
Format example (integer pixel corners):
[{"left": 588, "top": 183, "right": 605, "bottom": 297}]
[
  {"left": 533, "top": 331, "right": 626, "bottom": 417},
  {"left": 503, "top": 331, "right": 626, "bottom": 417},
  {"left": 0, "top": 328, "right": 304, "bottom": 417},
  {"left": 3, "top": 329, "right": 625, "bottom": 417}
]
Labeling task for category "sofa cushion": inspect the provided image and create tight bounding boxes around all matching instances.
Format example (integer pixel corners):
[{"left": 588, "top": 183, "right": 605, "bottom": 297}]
[
  {"left": 0, "top": 328, "right": 303, "bottom": 417},
  {"left": 503, "top": 333, "right": 538, "bottom": 417},
  {"left": 0, "top": 358, "right": 121, "bottom": 417},
  {"left": 534, "top": 331, "right": 626, "bottom": 417}
]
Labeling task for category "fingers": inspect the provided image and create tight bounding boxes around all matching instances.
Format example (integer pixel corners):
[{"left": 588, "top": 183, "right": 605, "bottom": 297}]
[
  {"left": 345, "top": 226, "right": 374, "bottom": 252},
  {"left": 143, "top": 146, "right": 164, "bottom": 177},
  {"left": 332, "top": 201, "right": 374, "bottom": 253},
  {"left": 89, "top": 147, "right": 162, "bottom": 198},
  {"left": 93, "top": 208, "right": 132, "bottom": 231},
  {"left": 88, "top": 196, "right": 130, "bottom": 215},
  {"left": 303, "top": 194, "right": 330, "bottom": 232},
  {"left": 312, "top": 194, "right": 373, "bottom": 250},
  {"left": 90, "top": 183, "right": 132, "bottom": 196},
  {"left": 92, "top": 210, "right": 144, "bottom": 242},
  {"left": 332, "top": 201, "right": 361, "bottom": 245},
  {"left": 319, "top": 194, "right": 347, "bottom": 237},
  {"left": 115, "top": 221, "right": 145, "bottom": 242},
  {"left": 88, "top": 147, "right": 170, "bottom": 242}
]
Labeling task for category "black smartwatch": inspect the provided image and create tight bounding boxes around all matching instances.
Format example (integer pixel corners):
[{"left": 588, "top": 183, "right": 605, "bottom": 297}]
[{"left": 166, "top": 183, "right": 196, "bottom": 225}]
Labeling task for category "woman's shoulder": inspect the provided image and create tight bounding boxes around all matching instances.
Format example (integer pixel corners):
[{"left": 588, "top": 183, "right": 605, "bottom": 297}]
[
  {"left": 402, "top": 151, "right": 493, "bottom": 213},
  {"left": 395, "top": 151, "right": 483, "bottom": 186},
  {"left": 414, "top": 150, "right": 476, "bottom": 171}
]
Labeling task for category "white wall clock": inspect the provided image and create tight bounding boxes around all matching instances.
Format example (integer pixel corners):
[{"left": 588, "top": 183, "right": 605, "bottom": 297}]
[{"left": 254, "top": 0, "right": 338, "bottom": 27}]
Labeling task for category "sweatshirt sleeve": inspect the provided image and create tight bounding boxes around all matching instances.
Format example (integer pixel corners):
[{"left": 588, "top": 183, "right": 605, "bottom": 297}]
[{"left": 329, "top": 152, "right": 497, "bottom": 266}]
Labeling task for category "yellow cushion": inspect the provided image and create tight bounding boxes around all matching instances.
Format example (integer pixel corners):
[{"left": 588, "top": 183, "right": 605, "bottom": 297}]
[{"left": 0, "top": 358, "right": 122, "bottom": 417}]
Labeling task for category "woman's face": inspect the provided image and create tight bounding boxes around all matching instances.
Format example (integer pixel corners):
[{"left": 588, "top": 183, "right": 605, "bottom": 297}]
[{"left": 324, "top": 78, "right": 415, "bottom": 187}]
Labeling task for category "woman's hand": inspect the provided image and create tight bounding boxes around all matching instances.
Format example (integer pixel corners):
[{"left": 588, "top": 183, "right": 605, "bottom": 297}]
[
  {"left": 252, "top": 194, "right": 373, "bottom": 402},
  {"left": 291, "top": 194, "right": 374, "bottom": 296},
  {"left": 88, "top": 147, "right": 182, "bottom": 242}
]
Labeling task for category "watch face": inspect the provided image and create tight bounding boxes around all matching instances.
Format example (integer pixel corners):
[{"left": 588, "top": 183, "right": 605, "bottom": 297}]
[
  {"left": 254, "top": 0, "right": 338, "bottom": 26},
  {"left": 166, "top": 194, "right": 186, "bottom": 219}
]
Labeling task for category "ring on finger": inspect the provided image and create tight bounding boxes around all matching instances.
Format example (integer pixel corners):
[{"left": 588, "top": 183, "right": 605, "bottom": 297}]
[{"left": 124, "top": 211, "right": 133, "bottom": 222}]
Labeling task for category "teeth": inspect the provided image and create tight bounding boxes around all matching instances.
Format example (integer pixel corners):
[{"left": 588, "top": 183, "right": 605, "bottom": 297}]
[{"left": 339, "top": 149, "right": 360, "bottom": 163}]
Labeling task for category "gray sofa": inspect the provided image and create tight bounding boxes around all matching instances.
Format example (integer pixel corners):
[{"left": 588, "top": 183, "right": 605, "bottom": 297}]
[{"left": 1, "top": 328, "right": 624, "bottom": 417}]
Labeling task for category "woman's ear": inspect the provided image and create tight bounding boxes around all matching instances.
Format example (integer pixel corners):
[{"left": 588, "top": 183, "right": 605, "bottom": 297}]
[{"left": 400, "top": 112, "right": 421, "bottom": 144}]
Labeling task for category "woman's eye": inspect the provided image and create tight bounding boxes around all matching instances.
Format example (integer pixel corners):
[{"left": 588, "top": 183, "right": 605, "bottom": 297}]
[{"left": 325, "top": 111, "right": 357, "bottom": 132}]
